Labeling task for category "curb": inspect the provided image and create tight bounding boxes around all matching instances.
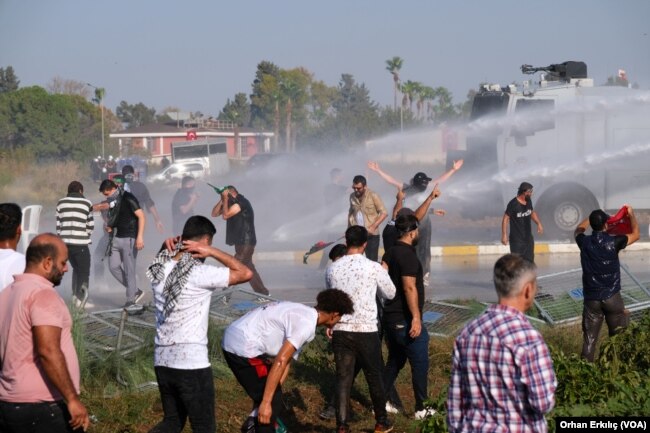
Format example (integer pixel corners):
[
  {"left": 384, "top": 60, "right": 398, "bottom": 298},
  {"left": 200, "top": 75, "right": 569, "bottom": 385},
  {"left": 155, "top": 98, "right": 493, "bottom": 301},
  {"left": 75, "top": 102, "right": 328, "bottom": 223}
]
[{"left": 256, "top": 241, "right": 650, "bottom": 262}]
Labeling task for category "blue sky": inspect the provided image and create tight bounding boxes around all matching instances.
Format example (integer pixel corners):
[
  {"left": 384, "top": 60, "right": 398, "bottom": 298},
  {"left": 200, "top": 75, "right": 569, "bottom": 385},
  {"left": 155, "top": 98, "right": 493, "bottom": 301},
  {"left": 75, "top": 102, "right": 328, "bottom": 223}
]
[{"left": 1, "top": 0, "right": 648, "bottom": 116}]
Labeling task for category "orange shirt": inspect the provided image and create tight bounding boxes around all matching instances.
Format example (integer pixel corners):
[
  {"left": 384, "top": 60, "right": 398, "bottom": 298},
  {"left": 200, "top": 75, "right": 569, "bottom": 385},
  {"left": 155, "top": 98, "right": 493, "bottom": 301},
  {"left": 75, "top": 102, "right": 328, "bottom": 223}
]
[{"left": 0, "top": 273, "right": 80, "bottom": 402}]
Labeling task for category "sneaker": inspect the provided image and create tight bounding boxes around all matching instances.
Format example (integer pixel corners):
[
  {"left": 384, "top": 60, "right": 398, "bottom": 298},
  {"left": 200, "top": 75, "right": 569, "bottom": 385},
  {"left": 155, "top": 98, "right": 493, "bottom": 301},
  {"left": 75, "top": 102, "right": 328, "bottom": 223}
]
[
  {"left": 256, "top": 296, "right": 272, "bottom": 303},
  {"left": 385, "top": 401, "right": 401, "bottom": 414},
  {"left": 319, "top": 405, "right": 336, "bottom": 420},
  {"left": 123, "top": 301, "right": 144, "bottom": 314},
  {"left": 374, "top": 421, "right": 394, "bottom": 433},
  {"left": 423, "top": 272, "right": 430, "bottom": 288},
  {"left": 134, "top": 289, "right": 145, "bottom": 304},
  {"left": 240, "top": 416, "right": 255, "bottom": 433},
  {"left": 414, "top": 408, "right": 436, "bottom": 420},
  {"left": 72, "top": 295, "right": 83, "bottom": 308}
]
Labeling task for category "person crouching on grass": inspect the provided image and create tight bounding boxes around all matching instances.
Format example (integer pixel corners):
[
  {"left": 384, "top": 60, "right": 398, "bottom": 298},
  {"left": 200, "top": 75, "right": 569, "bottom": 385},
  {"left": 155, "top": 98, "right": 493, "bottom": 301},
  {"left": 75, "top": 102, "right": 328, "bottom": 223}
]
[{"left": 222, "top": 289, "right": 354, "bottom": 433}]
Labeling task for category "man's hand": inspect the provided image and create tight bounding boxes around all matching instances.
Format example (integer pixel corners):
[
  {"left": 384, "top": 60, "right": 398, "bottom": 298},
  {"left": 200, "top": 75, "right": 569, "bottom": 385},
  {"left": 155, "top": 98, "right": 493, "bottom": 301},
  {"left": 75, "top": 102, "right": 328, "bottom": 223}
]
[
  {"left": 164, "top": 236, "right": 181, "bottom": 251},
  {"left": 501, "top": 234, "right": 509, "bottom": 246},
  {"left": 155, "top": 220, "right": 164, "bottom": 234},
  {"left": 136, "top": 236, "right": 144, "bottom": 250},
  {"left": 430, "top": 183, "right": 441, "bottom": 199},
  {"left": 409, "top": 318, "right": 422, "bottom": 338},
  {"left": 396, "top": 188, "right": 405, "bottom": 202},
  {"left": 258, "top": 400, "right": 273, "bottom": 425},
  {"left": 220, "top": 189, "right": 230, "bottom": 200},
  {"left": 433, "top": 209, "right": 446, "bottom": 216},
  {"left": 182, "top": 240, "right": 215, "bottom": 259},
  {"left": 537, "top": 223, "right": 544, "bottom": 235},
  {"left": 67, "top": 397, "right": 90, "bottom": 431},
  {"left": 452, "top": 159, "right": 464, "bottom": 171},
  {"left": 367, "top": 161, "right": 380, "bottom": 172}
]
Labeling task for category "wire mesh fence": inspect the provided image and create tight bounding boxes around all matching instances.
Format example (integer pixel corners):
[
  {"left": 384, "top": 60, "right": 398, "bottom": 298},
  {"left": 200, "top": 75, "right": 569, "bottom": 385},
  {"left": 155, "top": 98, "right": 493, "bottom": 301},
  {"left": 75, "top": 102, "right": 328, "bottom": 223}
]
[{"left": 534, "top": 263, "right": 650, "bottom": 326}]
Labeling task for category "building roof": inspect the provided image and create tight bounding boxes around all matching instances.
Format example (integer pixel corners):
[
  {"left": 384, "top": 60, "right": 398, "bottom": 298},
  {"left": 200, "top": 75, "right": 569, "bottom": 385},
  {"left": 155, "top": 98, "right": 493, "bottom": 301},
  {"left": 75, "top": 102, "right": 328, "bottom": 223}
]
[{"left": 110, "top": 123, "right": 273, "bottom": 138}]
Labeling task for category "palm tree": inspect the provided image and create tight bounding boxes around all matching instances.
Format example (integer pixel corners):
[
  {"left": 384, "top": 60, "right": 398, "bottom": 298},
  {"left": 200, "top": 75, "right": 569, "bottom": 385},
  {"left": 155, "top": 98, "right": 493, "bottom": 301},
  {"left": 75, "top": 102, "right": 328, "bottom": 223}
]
[
  {"left": 401, "top": 80, "right": 419, "bottom": 114},
  {"left": 385, "top": 56, "right": 403, "bottom": 111}
]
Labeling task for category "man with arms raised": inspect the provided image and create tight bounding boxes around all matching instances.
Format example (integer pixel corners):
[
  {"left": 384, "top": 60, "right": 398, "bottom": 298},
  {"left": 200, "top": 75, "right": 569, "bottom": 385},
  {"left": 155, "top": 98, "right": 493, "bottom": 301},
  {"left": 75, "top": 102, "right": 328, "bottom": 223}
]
[{"left": 0, "top": 234, "right": 90, "bottom": 432}]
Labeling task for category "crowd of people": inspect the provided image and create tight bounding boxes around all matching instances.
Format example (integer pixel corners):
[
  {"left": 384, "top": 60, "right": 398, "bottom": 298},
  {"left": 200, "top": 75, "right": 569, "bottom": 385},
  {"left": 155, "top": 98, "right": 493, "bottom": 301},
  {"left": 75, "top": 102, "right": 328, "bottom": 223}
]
[{"left": 0, "top": 156, "right": 643, "bottom": 432}]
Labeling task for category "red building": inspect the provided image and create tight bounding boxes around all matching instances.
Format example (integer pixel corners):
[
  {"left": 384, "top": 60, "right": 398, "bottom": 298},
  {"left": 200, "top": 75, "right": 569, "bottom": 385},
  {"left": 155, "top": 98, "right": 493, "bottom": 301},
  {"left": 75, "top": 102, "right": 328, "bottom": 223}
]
[{"left": 109, "top": 121, "right": 273, "bottom": 164}]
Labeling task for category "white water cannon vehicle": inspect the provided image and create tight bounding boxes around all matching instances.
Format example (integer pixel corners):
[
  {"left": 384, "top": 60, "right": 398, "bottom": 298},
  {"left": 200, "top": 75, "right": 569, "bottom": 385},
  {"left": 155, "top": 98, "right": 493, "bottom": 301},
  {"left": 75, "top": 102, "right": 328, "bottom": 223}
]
[{"left": 448, "top": 61, "right": 650, "bottom": 239}]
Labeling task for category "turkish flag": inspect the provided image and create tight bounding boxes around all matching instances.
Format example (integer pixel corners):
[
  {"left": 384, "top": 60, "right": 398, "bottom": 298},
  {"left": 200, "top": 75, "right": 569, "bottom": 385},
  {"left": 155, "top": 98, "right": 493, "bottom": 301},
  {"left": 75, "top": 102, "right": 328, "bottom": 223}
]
[
  {"left": 607, "top": 206, "right": 631, "bottom": 235},
  {"left": 187, "top": 131, "right": 197, "bottom": 141}
]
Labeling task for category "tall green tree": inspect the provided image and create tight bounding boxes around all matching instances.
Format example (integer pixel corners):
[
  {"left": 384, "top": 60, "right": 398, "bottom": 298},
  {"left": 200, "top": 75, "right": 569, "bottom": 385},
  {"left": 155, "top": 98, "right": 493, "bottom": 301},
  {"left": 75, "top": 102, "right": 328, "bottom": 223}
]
[
  {"left": 116, "top": 101, "right": 157, "bottom": 128},
  {"left": 0, "top": 86, "right": 100, "bottom": 160},
  {"left": 218, "top": 93, "right": 251, "bottom": 127},
  {"left": 250, "top": 60, "right": 281, "bottom": 131},
  {"left": 330, "top": 73, "right": 381, "bottom": 146},
  {"left": 385, "top": 56, "right": 403, "bottom": 111},
  {"left": 0, "top": 66, "right": 20, "bottom": 94},
  {"left": 279, "top": 68, "right": 311, "bottom": 152}
]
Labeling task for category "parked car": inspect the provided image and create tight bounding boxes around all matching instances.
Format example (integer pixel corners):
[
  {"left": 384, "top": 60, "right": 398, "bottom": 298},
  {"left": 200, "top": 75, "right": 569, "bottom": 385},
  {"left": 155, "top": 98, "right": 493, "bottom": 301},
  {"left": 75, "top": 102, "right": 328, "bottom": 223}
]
[{"left": 148, "top": 160, "right": 206, "bottom": 184}]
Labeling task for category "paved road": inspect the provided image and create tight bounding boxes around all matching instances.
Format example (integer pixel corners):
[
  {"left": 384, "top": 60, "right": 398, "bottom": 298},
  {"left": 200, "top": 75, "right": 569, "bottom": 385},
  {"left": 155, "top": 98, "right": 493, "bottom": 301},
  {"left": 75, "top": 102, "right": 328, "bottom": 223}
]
[{"left": 59, "top": 250, "right": 650, "bottom": 312}]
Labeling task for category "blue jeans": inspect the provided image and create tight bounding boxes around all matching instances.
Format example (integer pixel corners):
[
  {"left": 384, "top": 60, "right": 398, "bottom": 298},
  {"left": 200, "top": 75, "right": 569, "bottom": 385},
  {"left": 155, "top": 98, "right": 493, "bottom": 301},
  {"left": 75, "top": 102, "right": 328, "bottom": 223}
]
[
  {"left": 0, "top": 400, "right": 80, "bottom": 433},
  {"left": 382, "top": 321, "right": 430, "bottom": 411},
  {"left": 149, "top": 366, "right": 215, "bottom": 433}
]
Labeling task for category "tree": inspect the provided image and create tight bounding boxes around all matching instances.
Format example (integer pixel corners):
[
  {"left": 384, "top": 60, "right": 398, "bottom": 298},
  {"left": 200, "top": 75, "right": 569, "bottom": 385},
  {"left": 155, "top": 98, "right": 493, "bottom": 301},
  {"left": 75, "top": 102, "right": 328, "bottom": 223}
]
[
  {"left": 330, "top": 73, "right": 381, "bottom": 146},
  {"left": 219, "top": 93, "right": 251, "bottom": 127},
  {"left": 250, "top": 60, "right": 281, "bottom": 131},
  {"left": 0, "top": 86, "right": 101, "bottom": 160},
  {"left": 116, "top": 101, "right": 157, "bottom": 128},
  {"left": 385, "top": 56, "right": 403, "bottom": 111},
  {"left": 0, "top": 66, "right": 20, "bottom": 94},
  {"left": 46, "top": 76, "right": 91, "bottom": 98},
  {"left": 279, "top": 68, "right": 311, "bottom": 152},
  {"left": 400, "top": 80, "right": 419, "bottom": 114}
]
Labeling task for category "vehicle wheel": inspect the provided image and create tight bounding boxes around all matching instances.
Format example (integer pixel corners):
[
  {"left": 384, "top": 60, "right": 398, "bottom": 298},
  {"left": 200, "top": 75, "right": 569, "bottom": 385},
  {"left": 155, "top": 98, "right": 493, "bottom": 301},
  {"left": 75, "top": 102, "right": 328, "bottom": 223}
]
[{"left": 537, "top": 185, "right": 598, "bottom": 241}]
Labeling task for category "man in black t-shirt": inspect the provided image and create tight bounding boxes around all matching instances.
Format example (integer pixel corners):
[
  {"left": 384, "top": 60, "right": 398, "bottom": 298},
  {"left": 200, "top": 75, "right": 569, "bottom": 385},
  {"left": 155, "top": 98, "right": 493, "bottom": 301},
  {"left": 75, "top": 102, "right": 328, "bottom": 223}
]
[
  {"left": 381, "top": 214, "right": 431, "bottom": 420},
  {"left": 99, "top": 179, "right": 146, "bottom": 308},
  {"left": 122, "top": 164, "right": 164, "bottom": 233},
  {"left": 211, "top": 186, "right": 269, "bottom": 296},
  {"left": 574, "top": 206, "right": 639, "bottom": 361},
  {"left": 501, "top": 182, "right": 543, "bottom": 263}
]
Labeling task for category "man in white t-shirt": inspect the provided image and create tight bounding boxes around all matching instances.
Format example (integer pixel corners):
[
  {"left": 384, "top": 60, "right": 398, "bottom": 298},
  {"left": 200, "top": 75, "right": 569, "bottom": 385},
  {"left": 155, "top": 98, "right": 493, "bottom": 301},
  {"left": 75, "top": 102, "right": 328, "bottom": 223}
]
[
  {"left": 0, "top": 203, "right": 25, "bottom": 292},
  {"left": 146, "top": 215, "right": 253, "bottom": 433},
  {"left": 222, "top": 289, "right": 354, "bottom": 433}
]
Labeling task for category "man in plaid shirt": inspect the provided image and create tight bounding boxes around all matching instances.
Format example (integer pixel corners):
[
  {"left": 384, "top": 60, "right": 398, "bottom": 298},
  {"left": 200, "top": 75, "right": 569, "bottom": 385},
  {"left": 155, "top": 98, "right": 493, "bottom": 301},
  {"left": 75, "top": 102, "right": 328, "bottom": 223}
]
[{"left": 447, "top": 254, "right": 556, "bottom": 433}]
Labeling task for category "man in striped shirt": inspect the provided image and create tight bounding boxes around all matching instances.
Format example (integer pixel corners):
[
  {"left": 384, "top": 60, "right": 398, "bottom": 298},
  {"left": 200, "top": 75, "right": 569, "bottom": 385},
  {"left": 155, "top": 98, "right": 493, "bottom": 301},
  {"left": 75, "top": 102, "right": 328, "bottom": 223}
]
[
  {"left": 56, "top": 181, "right": 94, "bottom": 307},
  {"left": 447, "top": 254, "right": 557, "bottom": 433}
]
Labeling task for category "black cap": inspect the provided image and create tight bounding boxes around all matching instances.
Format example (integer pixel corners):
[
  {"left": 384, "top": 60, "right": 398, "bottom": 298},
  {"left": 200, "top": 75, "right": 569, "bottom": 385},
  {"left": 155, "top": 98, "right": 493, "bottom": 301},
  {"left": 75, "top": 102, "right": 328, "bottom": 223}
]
[
  {"left": 589, "top": 209, "right": 610, "bottom": 231},
  {"left": 518, "top": 182, "right": 533, "bottom": 195},
  {"left": 413, "top": 172, "right": 432, "bottom": 187}
]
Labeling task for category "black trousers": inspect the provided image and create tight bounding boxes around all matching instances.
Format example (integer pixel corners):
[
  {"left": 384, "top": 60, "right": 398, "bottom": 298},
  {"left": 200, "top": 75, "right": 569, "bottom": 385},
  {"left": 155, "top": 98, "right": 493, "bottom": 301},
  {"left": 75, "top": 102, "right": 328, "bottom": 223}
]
[
  {"left": 67, "top": 244, "right": 90, "bottom": 299},
  {"left": 0, "top": 400, "right": 82, "bottom": 433},
  {"left": 222, "top": 350, "right": 282, "bottom": 433},
  {"left": 332, "top": 330, "right": 388, "bottom": 428},
  {"left": 235, "top": 244, "right": 269, "bottom": 295},
  {"left": 365, "top": 234, "right": 381, "bottom": 262},
  {"left": 581, "top": 292, "right": 629, "bottom": 362},
  {"left": 149, "top": 366, "right": 215, "bottom": 433}
]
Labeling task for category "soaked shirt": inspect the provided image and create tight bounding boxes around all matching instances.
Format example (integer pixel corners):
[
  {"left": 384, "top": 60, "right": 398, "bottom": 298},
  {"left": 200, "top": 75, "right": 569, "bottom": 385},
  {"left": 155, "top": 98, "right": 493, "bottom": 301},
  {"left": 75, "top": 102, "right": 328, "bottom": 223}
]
[
  {"left": 152, "top": 260, "right": 230, "bottom": 369},
  {"left": 447, "top": 304, "right": 556, "bottom": 433},
  {"left": 505, "top": 197, "right": 534, "bottom": 244},
  {"left": 576, "top": 231, "right": 627, "bottom": 301},
  {"left": 326, "top": 253, "right": 396, "bottom": 332}
]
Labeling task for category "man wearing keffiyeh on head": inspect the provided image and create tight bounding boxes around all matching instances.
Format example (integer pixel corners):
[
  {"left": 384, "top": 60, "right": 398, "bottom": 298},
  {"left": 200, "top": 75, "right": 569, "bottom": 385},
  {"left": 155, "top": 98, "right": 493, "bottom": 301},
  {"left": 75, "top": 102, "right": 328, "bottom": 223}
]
[{"left": 146, "top": 215, "right": 252, "bottom": 433}]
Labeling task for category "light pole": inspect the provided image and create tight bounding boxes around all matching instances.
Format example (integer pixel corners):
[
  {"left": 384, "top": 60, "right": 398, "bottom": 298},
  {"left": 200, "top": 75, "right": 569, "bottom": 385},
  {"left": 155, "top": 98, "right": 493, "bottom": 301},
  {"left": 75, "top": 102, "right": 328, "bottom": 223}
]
[{"left": 86, "top": 83, "right": 105, "bottom": 159}]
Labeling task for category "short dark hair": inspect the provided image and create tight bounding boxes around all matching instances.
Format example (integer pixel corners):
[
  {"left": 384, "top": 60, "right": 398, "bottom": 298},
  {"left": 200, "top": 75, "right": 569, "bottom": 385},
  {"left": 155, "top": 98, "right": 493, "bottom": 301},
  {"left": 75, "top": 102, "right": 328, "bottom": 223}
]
[
  {"left": 99, "top": 179, "right": 117, "bottom": 192},
  {"left": 345, "top": 225, "right": 368, "bottom": 247},
  {"left": 493, "top": 254, "right": 537, "bottom": 299},
  {"left": 352, "top": 175, "right": 366, "bottom": 186},
  {"left": 181, "top": 215, "right": 216, "bottom": 241},
  {"left": 122, "top": 164, "right": 135, "bottom": 175},
  {"left": 67, "top": 181, "right": 83, "bottom": 194},
  {"left": 395, "top": 214, "right": 418, "bottom": 237},
  {"left": 315, "top": 288, "right": 354, "bottom": 316},
  {"left": 589, "top": 209, "right": 609, "bottom": 232},
  {"left": 0, "top": 203, "right": 22, "bottom": 241},
  {"left": 26, "top": 234, "right": 60, "bottom": 267},
  {"left": 328, "top": 244, "right": 347, "bottom": 261}
]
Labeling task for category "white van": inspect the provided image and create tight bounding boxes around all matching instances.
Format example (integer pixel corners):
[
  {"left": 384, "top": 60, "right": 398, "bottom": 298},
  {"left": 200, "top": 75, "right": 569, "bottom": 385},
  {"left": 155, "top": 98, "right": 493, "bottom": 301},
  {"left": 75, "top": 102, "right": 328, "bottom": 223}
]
[{"left": 148, "top": 160, "right": 206, "bottom": 184}]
